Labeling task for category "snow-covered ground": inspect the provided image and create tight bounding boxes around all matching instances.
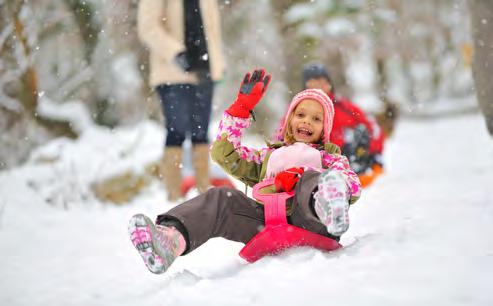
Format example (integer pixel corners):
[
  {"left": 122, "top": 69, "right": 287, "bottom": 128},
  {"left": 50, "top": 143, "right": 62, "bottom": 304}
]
[{"left": 1, "top": 114, "right": 492, "bottom": 306}]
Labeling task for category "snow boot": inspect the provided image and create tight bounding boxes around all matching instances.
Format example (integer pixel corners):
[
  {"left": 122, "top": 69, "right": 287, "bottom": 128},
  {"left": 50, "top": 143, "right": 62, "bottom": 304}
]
[
  {"left": 192, "top": 144, "right": 210, "bottom": 193},
  {"left": 314, "top": 171, "right": 350, "bottom": 236},
  {"left": 162, "top": 146, "right": 183, "bottom": 202},
  {"left": 128, "top": 214, "right": 186, "bottom": 274}
]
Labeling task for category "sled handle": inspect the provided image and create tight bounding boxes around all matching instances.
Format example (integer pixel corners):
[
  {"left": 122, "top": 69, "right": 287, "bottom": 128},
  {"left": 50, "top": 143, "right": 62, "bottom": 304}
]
[{"left": 252, "top": 178, "right": 295, "bottom": 226}]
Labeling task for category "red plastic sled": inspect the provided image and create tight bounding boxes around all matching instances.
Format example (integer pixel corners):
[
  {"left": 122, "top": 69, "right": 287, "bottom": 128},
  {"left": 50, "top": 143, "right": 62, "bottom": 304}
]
[
  {"left": 239, "top": 178, "right": 342, "bottom": 263},
  {"left": 181, "top": 176, "right": 235, "bottom": 196}
]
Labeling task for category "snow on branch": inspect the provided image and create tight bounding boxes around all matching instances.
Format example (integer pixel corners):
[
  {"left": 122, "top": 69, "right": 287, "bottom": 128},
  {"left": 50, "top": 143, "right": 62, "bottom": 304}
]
[
  {"left": 37, "top": 96, "right": 94, "bottom": 133},
  {"left": 50, "top": 66, "right": 93, "bottom": 101},
  {"left": 0, "top": 23, "right": 13, "bottom": 50},
  {"left": 0, "top": 92, "right": 22, "bottom": 113},
  {"left": 0, "top": 68, "right": 24, "bottom": 112}
]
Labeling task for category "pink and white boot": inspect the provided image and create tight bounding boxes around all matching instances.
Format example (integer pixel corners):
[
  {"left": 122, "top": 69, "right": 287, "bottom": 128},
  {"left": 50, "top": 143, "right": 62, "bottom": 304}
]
[
  {"left": 128, "top": 214, "right": 186, "bottom": 274},
  {"left": 314, "top": 171, "right": 350, "bottom": 237}
]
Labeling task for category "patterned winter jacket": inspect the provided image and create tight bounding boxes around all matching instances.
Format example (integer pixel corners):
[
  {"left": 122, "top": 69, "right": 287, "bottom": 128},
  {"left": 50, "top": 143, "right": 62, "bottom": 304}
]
[{"left": 211, "top": 113, "right": 362, "bottom": 205}]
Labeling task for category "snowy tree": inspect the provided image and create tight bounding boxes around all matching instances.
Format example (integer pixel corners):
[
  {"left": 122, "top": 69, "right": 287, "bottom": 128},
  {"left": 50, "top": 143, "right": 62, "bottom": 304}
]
[
  {"left": 469, "top": 0, "right": 493, "bottom": 136},
  {"left": 0, "top": 0, "right": 79, "bottom": 169}
]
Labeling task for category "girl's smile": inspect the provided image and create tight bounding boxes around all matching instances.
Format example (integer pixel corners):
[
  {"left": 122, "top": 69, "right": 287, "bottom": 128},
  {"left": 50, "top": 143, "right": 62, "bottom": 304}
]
[{"left": 289, "top": 99, "right": 324, "bottom": 144}]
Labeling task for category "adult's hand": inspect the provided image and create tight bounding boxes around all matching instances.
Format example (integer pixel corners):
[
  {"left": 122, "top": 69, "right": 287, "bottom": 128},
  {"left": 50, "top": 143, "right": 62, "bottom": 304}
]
[{"left": 174, "top": 51, "right": 192, "bottom": 72}]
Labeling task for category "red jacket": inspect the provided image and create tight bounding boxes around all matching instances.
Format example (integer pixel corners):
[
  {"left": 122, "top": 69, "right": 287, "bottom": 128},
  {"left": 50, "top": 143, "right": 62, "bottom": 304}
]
[{"left": 329, "top": 96, "right": 384, "bottom": 155}]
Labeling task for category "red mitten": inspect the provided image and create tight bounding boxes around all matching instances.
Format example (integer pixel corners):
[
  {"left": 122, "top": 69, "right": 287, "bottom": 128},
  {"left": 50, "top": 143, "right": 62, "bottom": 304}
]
[
  {"left": 274, "top": 167, "right": 305, "bottom": 192},
  {"left": 226, "top": 69, "right": 271, "bottom": 118}
]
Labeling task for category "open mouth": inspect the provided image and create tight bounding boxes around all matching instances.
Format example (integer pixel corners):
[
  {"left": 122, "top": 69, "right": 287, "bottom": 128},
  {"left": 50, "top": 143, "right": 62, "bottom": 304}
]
[{"left": 296, "top": 127, "right": 313, "bottom": 137}]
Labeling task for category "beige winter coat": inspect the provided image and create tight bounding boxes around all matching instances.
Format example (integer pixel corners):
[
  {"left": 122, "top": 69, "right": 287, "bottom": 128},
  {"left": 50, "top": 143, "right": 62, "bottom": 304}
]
[{"left": 137, "top": 0, "right": 225, "bottom": 86}]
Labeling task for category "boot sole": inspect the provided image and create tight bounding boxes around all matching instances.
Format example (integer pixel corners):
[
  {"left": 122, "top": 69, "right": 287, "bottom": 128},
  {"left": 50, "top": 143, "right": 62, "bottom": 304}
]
[
  {"left": 128, "top": 214, "right": 168, "bottom": 274},
  {"left": 317, "top": 172, "right": 349, "bottom": 236}
]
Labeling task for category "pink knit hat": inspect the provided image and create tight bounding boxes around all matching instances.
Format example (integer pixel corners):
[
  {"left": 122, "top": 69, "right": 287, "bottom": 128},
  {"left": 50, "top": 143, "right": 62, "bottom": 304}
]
[{"left": 276, "top": 88, "right": 335, "bottom": 144}]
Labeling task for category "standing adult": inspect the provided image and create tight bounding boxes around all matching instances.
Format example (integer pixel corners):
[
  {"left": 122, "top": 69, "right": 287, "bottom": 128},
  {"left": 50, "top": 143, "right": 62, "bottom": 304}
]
[{"left": 137, "top": 0, "right": 225, "bottom": 201}]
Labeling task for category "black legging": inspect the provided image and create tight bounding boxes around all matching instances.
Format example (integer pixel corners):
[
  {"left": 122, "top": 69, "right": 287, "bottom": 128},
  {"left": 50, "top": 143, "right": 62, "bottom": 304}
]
[{"left": 156, "top": 78, "right": 213, "bottom": 147}]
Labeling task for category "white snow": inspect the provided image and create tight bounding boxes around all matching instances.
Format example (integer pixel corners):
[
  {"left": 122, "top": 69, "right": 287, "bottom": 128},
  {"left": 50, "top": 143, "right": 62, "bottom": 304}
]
[
  {"left": 284, "top": 2, "right": 324, "bottom": 24},
  {"left": 37, "top": 96, "right": 94, "bottom": 133},
  {"left": 1, "top": 114, "right": 492, "bottom": 306},
  {"left": 324, "top": 18, "right": 356, "bottom": 36},
  {"left": 110, "top": 53, "right": 143, "bottom": 102}
]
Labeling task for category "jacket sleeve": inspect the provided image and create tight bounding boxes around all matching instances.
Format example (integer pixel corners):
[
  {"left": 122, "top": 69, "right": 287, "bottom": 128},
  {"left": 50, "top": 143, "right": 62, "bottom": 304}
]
[
  {"left": 211, "top": 112, "right": 271, "bottom": 186},
  {"left": 137, "top": 0, "right": 185, "bottom": 61},
  {"left": 321, "top": 151, "right": 362, "bottom": 204}
]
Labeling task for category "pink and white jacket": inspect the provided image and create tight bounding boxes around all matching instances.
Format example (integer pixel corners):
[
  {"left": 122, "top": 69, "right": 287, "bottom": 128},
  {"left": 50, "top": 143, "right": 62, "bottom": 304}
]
[{"left": 212, "top": 112, "right": 362, "bottom": 204}]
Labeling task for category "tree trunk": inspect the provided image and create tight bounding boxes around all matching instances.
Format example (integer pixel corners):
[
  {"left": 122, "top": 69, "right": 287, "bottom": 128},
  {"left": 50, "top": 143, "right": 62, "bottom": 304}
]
[{"left": 469, "top": 0, "right": 493, "bottom": 136}]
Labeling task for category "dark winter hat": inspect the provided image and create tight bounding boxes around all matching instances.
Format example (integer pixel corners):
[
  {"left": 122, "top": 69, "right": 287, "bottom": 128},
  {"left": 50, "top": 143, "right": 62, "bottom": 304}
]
[{"left": 302, "top": 62, "right": 332, "bottom": 88}]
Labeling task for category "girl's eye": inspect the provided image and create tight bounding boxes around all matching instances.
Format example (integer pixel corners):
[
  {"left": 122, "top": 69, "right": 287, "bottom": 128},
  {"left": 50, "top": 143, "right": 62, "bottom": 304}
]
[
  {"left": 296, "top": 113, "right": 304, "bottom": 118},
  {"left": 314, "top": 117, "right": 322, "bottom": 122}
]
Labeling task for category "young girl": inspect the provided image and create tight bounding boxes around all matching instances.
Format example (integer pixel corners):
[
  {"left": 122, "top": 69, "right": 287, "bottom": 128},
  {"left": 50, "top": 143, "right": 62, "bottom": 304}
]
[{"left": 128, "top": 69, "right": 361, "bottom": 274}]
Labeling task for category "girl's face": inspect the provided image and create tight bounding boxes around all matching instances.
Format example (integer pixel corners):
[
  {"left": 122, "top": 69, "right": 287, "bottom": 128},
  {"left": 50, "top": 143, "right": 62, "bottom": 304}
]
[{"left": 289, "top": 99, "right": 324, "bottom": 144}]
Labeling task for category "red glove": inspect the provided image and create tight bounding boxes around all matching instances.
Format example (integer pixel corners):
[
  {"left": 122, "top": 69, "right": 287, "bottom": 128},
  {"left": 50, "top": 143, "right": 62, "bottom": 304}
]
[
  {"left": 226, "top": 69, "right": 271, "bottom": 118},
  {"left": 274, "top": 167, "right": 305, "bottom": 192}
]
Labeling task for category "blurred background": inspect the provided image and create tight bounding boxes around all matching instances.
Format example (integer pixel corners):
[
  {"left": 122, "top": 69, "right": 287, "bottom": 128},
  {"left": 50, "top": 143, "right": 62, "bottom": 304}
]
[{"left": 0, "top": 0, "right": 490, "bottom": 170}]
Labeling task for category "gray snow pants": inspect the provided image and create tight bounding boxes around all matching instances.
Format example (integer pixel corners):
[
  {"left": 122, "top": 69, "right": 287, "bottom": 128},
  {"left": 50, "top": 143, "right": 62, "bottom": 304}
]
[{"left": 156, "top": 170, "right": 338, "bottom": 255}]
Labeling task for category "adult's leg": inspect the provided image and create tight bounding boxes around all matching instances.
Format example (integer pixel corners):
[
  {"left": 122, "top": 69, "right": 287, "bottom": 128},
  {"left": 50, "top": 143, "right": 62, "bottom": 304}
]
[
  {"left": 155, "top": 84, "right": 192, "bottom": 200},
  {"left": 156, "top": 84, "right": 193, "bottom": 147},
  {"left": 189, "top": 78, "right": 214, "bottom": 191},
  {"left": 189, "top": 77, "right": 213, "bottom": 144},
  {"left": 156, "top": 186, "right": 264, "bottom": 254}
]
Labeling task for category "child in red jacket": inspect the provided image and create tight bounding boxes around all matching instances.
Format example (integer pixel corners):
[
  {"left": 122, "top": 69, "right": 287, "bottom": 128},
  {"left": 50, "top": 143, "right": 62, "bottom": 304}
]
[{"left": 302, "top": 62, "right": 385, "bottom": 185}]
